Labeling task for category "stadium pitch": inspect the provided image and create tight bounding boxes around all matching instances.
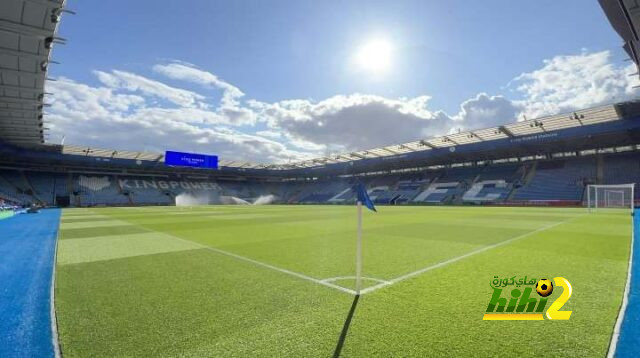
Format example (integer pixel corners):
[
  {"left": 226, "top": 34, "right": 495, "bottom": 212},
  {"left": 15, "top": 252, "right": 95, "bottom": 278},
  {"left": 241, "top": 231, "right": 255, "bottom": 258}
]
[{"left": 55, "top": 205, "right": 631, "bottom": 357}]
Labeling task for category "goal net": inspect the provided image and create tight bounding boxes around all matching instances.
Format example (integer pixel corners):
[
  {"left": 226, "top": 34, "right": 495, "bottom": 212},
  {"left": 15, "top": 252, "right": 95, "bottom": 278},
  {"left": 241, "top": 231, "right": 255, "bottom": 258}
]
[{"left": 586, "top": 184, "right": 635, "bottom": 212}]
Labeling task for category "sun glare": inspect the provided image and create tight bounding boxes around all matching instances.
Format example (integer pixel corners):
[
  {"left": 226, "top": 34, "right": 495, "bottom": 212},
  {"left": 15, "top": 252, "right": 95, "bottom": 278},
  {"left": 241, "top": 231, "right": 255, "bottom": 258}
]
[{"left": 354, "top": 39, "right": 392, "bottom": 73}]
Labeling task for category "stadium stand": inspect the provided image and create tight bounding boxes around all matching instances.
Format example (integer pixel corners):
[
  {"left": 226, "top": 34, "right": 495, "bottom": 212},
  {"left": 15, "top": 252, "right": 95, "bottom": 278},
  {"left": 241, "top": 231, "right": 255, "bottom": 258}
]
[
  {"left": 0, "top": 148, "right": 638, "bottom": 207},
  {"left": 512, "top": 158, "right": 596, "bottom": 202},
  {"left": 3, "top": 100, "right": 640, "bottom": 207},
  {"left": 602, "top": 152, "right": 640, "bottom": 199}
]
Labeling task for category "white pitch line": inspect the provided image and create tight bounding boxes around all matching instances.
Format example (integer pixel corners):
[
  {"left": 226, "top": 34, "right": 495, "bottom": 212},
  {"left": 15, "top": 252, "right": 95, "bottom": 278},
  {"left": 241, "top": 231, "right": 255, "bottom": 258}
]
[
  {"left": 321, "top": 276, "right": 390, "bottom": 284},
  {"left": 606, "top": 212, "right": 635, "bottom": 358},
  {"left": 51, "top": 215, "right": 62, "bottom": 358},
  {"left": 358, "top": 216, "right": 581, "bottom": 295},
  {"left": 73, "top": 210, "right": 581, "bottom": 297},
  {"left": 195, "top": 245, "right": 357, "bottom": 295},
  {"left": 83, "top": 212, "right": 358, "bottom": 295}
]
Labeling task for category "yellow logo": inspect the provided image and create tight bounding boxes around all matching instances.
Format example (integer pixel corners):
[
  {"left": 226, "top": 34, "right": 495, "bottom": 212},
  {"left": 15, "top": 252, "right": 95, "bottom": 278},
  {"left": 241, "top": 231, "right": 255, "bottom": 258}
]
[{"left": 483, "top": 277, "right": 572, "bottom": 321}]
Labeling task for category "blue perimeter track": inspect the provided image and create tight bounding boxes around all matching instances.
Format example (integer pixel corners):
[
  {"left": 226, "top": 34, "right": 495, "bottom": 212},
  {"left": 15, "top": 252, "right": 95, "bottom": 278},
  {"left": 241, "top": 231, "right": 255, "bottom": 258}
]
[
  {"left": 616, "top": 211, "right": 640, "bottom": 357},
  {"left": 0, "top": 209, "right": 60, "bottom": 357}
]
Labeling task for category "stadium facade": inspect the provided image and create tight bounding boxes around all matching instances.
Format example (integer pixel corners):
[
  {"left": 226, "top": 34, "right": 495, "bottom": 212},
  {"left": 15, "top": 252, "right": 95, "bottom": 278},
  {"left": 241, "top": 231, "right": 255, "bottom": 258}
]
[{"left": 2, "top": 100, "right": 640, "bottom": 207}]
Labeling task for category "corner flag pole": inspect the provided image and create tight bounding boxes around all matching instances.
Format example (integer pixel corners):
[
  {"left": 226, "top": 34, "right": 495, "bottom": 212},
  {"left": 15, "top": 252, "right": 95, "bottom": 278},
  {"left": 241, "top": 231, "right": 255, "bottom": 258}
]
[{"left": 356, "top": 200, "right": 363, "bottom": 295}]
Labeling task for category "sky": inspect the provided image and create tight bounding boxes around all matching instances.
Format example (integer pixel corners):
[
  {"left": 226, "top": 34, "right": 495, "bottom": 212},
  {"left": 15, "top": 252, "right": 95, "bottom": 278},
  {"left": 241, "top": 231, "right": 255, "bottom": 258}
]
[{"left": 46, "top": 0, "right": 640, "bottom": 163}]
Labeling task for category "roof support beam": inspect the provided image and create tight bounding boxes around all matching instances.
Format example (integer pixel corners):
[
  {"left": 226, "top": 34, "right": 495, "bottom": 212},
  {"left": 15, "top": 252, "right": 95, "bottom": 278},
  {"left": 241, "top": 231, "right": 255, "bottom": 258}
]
[
  {"left": 0, "top": 133, "right": 42, "bottom": 139},
  {"left": 0, "top": 20, "right": 54, "bottom": 39},
  {"left": 0, "top": 108, "right": 43, "bottom": 114},
  {"left": 0, "top": 84, "right": 45, "bottom": 94},
  {"left": 0, "top": 124, "right": 43, "bottom": 130},
  {"left": 24, "top": 0, "right": 66, "bottom": 7},
  {"left": 0, "top": 127, "right": 42, "bottom": 132},
  {"left": 469, "top": 131, "right": 484, "bottom": 141},
  {"left": 0, "top": 48, "right": 48, "bottom": 61},
  {"left": 0, "top": 68, "right": 45, "bottom": 79},
  {"left": 0, "top": 116, "right": 41, "bottom": 122},
  {"left": 498, "top": 126, "right": 515, "bottom": 138},
  {"left": 0, "top": 133, "right": 43, "bottom": 139},
  {"left": 0, "top": 122, "right": 42, "bottom": 128},
  {"left": 443, "top": 136, "right": 458, "bottom": 145},
  {"left": 4, "top": 138, "right": 42, "bottom": 144},
  {"left": 419, "top": 140, "right": 437, "bottom": 149},
  {"left": 0, "top": 97, "right": 42, "bottom": 105}
]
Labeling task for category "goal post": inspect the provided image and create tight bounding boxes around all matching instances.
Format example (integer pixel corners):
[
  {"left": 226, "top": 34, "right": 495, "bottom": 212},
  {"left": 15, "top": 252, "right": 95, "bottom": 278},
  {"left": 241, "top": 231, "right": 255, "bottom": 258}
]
[{"left": 587, "top": 184, "right": 635, "bottom": 213}]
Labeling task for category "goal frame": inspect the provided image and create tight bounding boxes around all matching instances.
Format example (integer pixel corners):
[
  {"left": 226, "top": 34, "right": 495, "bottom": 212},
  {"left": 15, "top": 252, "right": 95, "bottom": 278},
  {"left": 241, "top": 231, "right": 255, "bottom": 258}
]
[{"left": 587, "top": 184, "right": 635, "bottom": 213}]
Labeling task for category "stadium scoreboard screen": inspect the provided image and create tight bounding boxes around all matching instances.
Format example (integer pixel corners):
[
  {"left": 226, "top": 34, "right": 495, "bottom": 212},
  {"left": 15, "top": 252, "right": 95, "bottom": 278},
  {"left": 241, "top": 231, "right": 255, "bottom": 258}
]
[{"left": 164, "top": 151, "right": 218, "bottom": 169}]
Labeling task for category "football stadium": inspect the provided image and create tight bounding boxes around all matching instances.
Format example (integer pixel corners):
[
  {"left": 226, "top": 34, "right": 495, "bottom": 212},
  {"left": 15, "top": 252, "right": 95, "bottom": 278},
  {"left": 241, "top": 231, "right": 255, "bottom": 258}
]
[{"left": 2, "top": 1, "right": 640, "bottom": 357}]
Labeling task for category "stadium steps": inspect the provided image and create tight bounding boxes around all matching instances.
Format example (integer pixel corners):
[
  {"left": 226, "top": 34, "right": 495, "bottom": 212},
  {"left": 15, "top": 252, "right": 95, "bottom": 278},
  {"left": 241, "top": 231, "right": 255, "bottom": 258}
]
[
  {"left": 66, "top": 174, "right": 73, "bottom": 196},
  {"left": 52, "top": 176, "right": 63, "bottom": 204},
  {"left": 580, "top": 186, "right": 588, "bottom": 204},
  {"left": 509, "top": 161, "right": 538, "bottom": 200},
  {"left": 123, "top": 178, "right": 134, "bottom": 206},
  {"left": 506, "top": 165, "right": 528, "bottom": 200},
  {"left": 113, "top": 175, "right": 134, "bottom": 206},
  {"left": 21, "top": 171, "right": 44, "bottom": 204},
  {"left": 506, "top": 185, "right": 518, "bottom": 201},
  {"left": 389, "top": 194, "right": 402, "bottom": 204},
  {"left": 66, "top": 173, "right": 79, "bottom": 207},
  {"left": 596, "top": 154, "right": 604, "bottom": 184},
  {"left": 452, "top": 175, "right": 478, "bottom": 204},
  {"left": 523, "top": 162, "right": 537, "bottom": 185}
]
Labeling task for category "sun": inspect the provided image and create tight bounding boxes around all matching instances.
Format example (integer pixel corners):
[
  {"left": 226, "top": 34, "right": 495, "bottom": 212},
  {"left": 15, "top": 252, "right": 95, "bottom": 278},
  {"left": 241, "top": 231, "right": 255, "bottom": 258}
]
[{"left": 354, "top": 39, "right": 392, "bottom": 73}]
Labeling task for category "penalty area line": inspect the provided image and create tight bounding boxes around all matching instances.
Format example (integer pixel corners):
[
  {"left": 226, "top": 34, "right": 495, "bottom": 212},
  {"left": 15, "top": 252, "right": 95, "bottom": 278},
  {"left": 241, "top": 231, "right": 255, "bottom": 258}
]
[{"left": 359, "top": 215, "right": 582, "bottom": 295}]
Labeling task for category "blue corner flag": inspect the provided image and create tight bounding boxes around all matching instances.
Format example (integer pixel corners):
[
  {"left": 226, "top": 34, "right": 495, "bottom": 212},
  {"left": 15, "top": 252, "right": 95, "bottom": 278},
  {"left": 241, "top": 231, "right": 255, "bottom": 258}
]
[{"left": 355, "top": 183, "right": 376, "bottom": 212}]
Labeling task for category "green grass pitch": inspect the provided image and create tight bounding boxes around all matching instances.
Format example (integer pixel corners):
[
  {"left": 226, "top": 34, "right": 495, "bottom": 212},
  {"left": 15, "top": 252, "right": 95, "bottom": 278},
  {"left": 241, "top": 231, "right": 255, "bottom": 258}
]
[{"left": 54, "top": 205, "right": 631, "bottom": 357}]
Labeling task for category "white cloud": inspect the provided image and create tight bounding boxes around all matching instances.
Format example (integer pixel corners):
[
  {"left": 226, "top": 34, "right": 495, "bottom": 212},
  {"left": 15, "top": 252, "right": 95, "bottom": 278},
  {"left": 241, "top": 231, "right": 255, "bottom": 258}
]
[
  {"left": 152, "top": 63, "right": 257, "bottom": 125},
  {"left": 45, "top": 50, "right": 639, "bottom": 164},
  {"left": 250, "top": 94, "right": 446, "bottom": 152},
  {"left": 94, "top": 70, "right": 205, "bottom": 108},
  {"left": 449, "top": 93, "right": 521, "bottom": 130},
  {"left": 46, "top": 77, "right": 310, "bottom": 163},
  {"left": 249, "top": 93, "right": 520, "bottom": 152},
  {"left": 153, "top": 63, "right": 244, "bottom": 106},
  {"left": 512, "top": 50, "right": 638, "bottom": 118}
]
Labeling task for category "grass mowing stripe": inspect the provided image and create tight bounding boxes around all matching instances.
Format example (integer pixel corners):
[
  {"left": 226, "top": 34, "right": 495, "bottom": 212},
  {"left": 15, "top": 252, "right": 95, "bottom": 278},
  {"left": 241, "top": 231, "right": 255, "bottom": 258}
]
[
  {"left": 75, "top": 213, "right": 359, "bottom": 295},
  {"left": 359, "top": 214, "right": 581, "bottom": 294},
  {"left": 184, "top": 243, "right": 358, "bottom": 295},
  {"left": 60, "top": 225, "right": 149, "bottom": 240},
  {"left": 56, "top": 206, "right": 630, "bottom": 357},
  {"left": 57, "top": 233, "right": 204, "bottom": 265},
  {"left": 60, "top": 220, "right": 133, "bottom": 230}
]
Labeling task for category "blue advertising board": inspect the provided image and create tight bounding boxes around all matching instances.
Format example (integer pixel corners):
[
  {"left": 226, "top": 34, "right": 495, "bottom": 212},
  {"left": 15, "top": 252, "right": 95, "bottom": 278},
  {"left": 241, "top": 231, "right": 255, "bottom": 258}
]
[{"left": 164, "top": 151, "right": 218, "bottom": 169}]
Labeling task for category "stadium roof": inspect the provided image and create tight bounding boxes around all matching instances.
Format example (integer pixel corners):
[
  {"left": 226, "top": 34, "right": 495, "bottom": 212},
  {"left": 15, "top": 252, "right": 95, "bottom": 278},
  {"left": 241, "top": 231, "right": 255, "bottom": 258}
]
[
  {"left": 60, "top": 103, "right": 622, "bottom": 170},
  {"left": 0, "top": 0, "right": 68, "bottom": 146},
  {"left": 275, "top": 104, "right": 620, "bottom": 169},
  {"left": 599, "top": 0, "right": 640, "bottom": 76}
]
